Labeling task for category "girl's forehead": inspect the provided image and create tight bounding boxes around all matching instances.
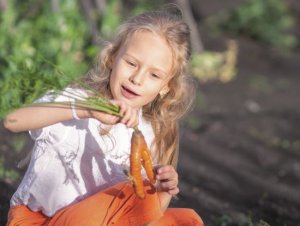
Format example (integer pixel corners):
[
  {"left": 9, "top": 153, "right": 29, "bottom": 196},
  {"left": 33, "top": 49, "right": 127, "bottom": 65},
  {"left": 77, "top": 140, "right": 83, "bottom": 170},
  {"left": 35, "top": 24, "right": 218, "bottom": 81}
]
[
  {"left": 120, "top": 30, "right": 175, "bottom": 74},
  {"left": 124, "top": 30, "right": 165, "bottom": 48}
]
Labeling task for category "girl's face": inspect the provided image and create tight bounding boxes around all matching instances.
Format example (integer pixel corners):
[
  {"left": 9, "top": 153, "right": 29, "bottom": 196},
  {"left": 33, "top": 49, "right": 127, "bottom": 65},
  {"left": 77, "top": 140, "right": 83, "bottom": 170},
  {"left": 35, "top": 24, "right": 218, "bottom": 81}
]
[{"left": 109, "top": 31, "right": 173, "bottom": 110}]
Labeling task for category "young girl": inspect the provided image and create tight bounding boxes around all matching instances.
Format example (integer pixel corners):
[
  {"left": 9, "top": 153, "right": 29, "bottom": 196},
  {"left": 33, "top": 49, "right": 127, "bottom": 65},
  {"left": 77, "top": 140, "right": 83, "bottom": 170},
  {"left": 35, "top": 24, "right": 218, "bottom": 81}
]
[{"left": 4, "top": 8, "right": 204, "bottom": 226}]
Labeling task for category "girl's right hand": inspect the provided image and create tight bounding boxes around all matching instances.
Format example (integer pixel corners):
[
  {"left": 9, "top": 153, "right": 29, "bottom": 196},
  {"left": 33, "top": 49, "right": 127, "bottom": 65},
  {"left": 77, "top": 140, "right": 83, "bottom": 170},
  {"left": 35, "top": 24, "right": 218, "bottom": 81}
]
[{"left": 83, "top": 100, "right": 139, "bottom": 128}]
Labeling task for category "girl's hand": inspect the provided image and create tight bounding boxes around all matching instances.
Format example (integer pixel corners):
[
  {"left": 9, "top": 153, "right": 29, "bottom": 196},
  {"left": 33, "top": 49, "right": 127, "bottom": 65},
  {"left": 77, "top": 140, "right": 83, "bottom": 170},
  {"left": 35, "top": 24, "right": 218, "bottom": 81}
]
[
  {"left": 155, "top": 165, "right": 179, "bottom": 196},
  {"left": 83, "top": 99, "right": 139, "bottom": 128}
]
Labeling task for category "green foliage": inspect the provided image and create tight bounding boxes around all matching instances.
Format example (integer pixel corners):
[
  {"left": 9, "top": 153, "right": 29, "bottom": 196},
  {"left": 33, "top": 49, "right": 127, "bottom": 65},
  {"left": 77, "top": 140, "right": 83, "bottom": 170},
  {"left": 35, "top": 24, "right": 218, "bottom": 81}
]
[
  {"left": 100, "top": 0, "right": 122, "bottom": 38},
  {"left": 191, "top": 40, "right": 238, "bottom": 83},
  {"left": 11, "top": 134, "right": 27, "bottom": 153},
  {"left": 129, "top": 0, "right": 160, "bottom": 16},
  {"left": 0, "top": 157, "right": 20, "bottom": 183},
  {"left": 210, "top": 0, "right": 297, "bottom": 51},
  {"left": 0, "top": 0, "right": 165, "bottom": 119},
  {"left": 100, "top": 0, "right": 160, "bottom": 37},
  {"left": 0, "top": 0, "right": 91, "bottom": 118}
]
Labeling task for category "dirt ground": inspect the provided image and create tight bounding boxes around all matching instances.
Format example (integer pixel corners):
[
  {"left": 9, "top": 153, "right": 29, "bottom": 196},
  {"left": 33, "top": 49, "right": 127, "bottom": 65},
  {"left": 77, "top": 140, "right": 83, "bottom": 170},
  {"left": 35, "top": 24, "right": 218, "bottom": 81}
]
[
  {"left": 172, "top": 35, "right": 300, "bottom": 226},
  {"left": 170, "top": 1, "right": 300, "bottom": 225},
  {"left": 1, "top": 1, "right": 300, "bottom": 225}
]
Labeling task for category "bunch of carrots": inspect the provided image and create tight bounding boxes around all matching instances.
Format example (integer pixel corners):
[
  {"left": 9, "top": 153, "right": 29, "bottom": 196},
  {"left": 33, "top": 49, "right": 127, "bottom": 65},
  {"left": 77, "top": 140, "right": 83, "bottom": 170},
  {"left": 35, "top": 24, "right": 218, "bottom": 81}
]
[{"left": 32, "top": 88, "right": 156, "bottom": 199}]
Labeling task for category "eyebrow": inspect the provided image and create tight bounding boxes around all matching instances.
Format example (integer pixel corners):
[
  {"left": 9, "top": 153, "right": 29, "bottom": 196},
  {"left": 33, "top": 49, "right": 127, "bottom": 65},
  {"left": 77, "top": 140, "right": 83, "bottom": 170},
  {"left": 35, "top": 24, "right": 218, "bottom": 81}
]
[{"left": 123, "top": 53, "right": 168, "bottom": 76}]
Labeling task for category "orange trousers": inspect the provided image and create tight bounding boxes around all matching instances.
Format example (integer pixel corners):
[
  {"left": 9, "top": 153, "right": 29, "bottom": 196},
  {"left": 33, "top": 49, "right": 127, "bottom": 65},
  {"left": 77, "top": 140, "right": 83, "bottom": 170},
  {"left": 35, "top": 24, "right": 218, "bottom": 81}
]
[{"left": 7, "top": 181, "right": 204, "bottom": 226}]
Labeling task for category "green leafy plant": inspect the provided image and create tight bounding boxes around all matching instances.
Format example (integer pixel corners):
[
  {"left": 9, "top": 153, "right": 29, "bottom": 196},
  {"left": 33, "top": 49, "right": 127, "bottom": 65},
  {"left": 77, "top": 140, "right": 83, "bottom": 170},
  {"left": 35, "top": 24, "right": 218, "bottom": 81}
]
[
  {"left": 209, "top": 0, "right": 297, "bottom": 51},
  {"left": 190, "top": 40, "right": 238, "bottom": 83},
  {"left": 0, "top": 0, "right": 165, "bottom": 119},
  {"left": 0, "top": 157, "right": 20, "bottom": 183},
  {"left": 100, "top": 0, "right": 122, "bottom": 38},
  {"left": 0, "top": 0, "right": 91, "bottom": 118}
]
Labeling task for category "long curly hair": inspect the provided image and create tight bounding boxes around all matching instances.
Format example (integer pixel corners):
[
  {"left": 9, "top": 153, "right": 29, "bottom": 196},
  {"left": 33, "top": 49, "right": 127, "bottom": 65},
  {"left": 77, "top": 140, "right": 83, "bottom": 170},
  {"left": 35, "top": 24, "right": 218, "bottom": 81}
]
[{"left": 81, "top": 8, "right": 195, "bottom": 168}]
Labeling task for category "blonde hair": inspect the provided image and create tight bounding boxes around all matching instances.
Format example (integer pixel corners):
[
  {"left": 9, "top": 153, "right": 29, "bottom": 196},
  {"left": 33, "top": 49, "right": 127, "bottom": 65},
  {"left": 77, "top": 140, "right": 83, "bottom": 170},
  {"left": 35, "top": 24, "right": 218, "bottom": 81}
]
[{"left": 82, "top": 8, "right": 195, "bottom": 168}]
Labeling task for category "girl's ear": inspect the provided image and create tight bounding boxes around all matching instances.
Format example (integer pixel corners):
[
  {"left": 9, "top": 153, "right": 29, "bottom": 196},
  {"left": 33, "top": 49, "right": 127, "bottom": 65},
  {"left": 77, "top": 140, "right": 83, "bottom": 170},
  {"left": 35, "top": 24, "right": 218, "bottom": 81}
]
[{"left": 159, "top": 86, "right": 169, "bottom": 98}]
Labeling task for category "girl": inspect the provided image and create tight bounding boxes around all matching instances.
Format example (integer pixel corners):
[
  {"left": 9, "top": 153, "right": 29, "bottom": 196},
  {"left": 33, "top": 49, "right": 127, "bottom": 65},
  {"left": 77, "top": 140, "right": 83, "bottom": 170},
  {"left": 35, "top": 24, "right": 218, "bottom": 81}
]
[{"left": 4, "top": 8, "right": 204, "bottom": 226}]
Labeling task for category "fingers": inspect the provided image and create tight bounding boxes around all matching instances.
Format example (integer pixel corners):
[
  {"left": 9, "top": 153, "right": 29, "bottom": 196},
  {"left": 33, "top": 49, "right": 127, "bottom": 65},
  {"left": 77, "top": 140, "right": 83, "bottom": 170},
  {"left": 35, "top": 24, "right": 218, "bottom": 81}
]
[
  {"left": 105, "top": 114, "right": 120, "bottom": 124},
  {"left": 111, "top": 100, "right": 139, "bottom": 128},
  {"left": 168, "top": 187, "right": 180, "bottom": 196},
  {"left": 156, "top": 165, "right": 178, "bottom": 180},
  {"left": 90, "top": 111, "right": 120, "bottom": 124},
  {"left": 120, "top": 104, "right": 137, "bottom": 128},
  {"left": 155, "top": 165, "right": 179, "bottom": 195},
  {"left": 90, "top": 99, "right": 138, "bottom": 127}
]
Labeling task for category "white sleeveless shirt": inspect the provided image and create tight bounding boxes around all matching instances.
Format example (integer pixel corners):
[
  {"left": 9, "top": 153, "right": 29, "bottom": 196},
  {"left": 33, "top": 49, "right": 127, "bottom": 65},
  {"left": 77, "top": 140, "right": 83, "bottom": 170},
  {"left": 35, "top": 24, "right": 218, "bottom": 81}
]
[{"left": 10, "top": 88, "right": 155, "bottom": 217}]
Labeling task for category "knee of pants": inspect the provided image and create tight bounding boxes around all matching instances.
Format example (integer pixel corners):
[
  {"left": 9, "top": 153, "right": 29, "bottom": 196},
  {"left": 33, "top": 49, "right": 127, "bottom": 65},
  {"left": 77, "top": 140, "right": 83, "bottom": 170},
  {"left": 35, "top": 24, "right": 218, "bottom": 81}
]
[{"left": 185, "top": 209, "right": 204, "bottom": 226}]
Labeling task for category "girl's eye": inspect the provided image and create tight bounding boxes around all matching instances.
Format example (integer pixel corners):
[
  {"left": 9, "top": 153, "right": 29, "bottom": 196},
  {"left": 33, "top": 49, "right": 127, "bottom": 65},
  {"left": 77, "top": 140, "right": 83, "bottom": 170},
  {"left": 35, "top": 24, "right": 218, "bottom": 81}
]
[
  {"left": 151, "top": 73, "right": 160, "bottom": 78},
  {"left": 126, "top": 60, "right": 136, "bottom": 67}
]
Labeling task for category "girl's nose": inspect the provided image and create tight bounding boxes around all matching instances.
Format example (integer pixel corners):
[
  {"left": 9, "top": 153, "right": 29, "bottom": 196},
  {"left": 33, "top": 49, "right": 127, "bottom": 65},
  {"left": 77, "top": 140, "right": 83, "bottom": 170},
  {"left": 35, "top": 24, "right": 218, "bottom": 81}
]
[{"left": 129, "top": 70, "right": 145, "bottom": 85}]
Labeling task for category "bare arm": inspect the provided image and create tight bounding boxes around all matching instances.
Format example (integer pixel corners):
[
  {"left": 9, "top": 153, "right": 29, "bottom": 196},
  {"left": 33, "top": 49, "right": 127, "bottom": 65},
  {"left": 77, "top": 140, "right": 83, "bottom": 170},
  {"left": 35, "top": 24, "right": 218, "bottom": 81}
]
[
  {"left": 157, "top": 191, "right": 173, "bottom": 212},
  {"left": 3, "top": 99, "right": 139, "bottom": 133},
  {"left": 3, "top": 105, "right": 78, "bottom": 133}
]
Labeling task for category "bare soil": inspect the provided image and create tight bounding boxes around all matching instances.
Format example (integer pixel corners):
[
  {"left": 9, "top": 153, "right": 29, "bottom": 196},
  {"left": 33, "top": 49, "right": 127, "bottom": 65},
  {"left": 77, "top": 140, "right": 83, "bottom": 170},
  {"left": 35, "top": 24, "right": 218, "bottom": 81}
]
[{"left": 172, "top": 32, "right": 300, "bottom": 226}]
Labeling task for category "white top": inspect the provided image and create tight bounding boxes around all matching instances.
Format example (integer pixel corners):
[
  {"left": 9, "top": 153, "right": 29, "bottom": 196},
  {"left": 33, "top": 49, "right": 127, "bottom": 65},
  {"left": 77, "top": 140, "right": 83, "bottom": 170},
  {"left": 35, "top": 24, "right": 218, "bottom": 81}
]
[{"left": 10, "top": 88, "right": 156, "bottom": 217}]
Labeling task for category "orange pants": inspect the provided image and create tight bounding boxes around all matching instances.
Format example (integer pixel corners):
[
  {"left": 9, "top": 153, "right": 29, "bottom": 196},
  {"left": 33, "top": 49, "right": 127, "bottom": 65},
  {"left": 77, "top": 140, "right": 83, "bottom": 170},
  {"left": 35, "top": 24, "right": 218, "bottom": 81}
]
[{"left": 7, "top": 181, "right": 203, "bottom": 226}]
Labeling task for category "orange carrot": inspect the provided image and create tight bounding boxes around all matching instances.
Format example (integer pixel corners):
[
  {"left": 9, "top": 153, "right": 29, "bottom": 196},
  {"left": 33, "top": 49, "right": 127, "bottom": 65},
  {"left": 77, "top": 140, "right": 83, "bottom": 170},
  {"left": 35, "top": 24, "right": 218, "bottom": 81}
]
[
  {"left": 130, "top": 129, "right": 145, "bottom": 199},
  {"left": 130, "top": 129, "right": 157, "bottom": 199},
  {"left": 141, "top": 145, "right": 156, "bottom": 185}
]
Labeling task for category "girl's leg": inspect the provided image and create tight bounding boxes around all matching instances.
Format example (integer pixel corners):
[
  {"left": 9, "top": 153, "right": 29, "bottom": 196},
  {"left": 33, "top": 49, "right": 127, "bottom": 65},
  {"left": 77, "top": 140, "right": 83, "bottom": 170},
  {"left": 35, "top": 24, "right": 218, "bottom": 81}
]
[
  {"left": 7, "top": 183, "right": 203, "bottom": 226},
  {"left": 7, "top": 205, "right": 48, "bottom": 226},
  {"left": 149, "top": 208, "right": 204, "bottom": 226},
  {"left": 47, "top": 181, "right": 163, "bottom": 226}
]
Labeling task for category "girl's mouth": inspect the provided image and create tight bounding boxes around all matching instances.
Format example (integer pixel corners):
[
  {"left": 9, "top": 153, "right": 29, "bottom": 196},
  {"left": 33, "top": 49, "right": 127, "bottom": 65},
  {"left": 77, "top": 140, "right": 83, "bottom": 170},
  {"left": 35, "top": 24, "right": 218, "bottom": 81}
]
[{"left": 121, "top": 85, "right": 139, "bottom": 99}]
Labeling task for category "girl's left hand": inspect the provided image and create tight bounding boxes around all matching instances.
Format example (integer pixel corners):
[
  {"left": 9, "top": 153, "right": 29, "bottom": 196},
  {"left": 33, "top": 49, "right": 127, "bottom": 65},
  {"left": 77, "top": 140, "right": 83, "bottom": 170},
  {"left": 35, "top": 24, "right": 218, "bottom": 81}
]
[{"left": 155, "top": 165, "right": 179, "bottom": 196}]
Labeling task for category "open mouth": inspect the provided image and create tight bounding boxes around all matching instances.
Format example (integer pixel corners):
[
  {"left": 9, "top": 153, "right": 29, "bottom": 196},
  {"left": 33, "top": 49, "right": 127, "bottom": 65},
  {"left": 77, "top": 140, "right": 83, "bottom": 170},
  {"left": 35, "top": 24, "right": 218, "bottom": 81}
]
[{"left": 121, "top": 85, "right": 139, "bottom": 98}]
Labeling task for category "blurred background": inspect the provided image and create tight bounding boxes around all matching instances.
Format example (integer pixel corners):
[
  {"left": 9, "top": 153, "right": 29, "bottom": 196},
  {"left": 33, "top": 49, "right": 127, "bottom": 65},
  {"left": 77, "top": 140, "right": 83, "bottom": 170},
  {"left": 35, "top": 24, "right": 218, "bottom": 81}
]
[{"left": 0, "top": 0, "right": 300, "bottom": 225}]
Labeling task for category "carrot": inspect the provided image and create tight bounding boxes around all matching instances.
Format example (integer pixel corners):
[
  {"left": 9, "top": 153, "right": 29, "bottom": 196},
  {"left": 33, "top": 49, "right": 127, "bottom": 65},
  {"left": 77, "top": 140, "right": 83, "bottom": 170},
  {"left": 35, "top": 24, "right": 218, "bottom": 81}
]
[
  {"left": 130, "top": 128, "right": 157, "bottom": 199},
  {"left": 130, "top": 129, "right": 145, "bottom": 199},
  {"left": 141, "top": 144, "right": 156, "bottom": 185}
]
